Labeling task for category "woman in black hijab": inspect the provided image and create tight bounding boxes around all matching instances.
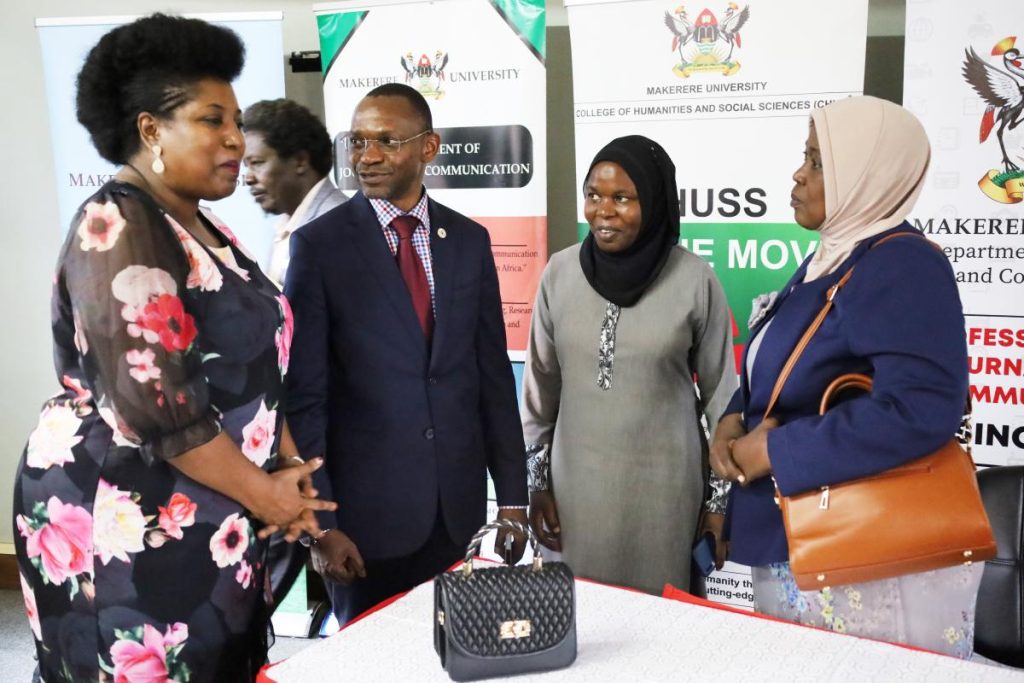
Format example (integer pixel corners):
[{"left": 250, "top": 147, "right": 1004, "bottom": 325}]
[
  {"left": 578, "top": 135, "right": 681, "bottom": 307},
  {"left": 521, "top": 135, "right": 737, "bottom": 594}
]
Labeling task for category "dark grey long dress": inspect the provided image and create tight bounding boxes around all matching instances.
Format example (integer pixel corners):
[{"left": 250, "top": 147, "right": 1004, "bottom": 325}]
[{"left": 521, "top": 244, "right": 737, "bottom": 594}]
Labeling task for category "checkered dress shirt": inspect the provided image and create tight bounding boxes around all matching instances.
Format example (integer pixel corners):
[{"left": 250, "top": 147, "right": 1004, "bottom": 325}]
[{"left": 369, "top": 192, "right": 436, "bottom": 307}]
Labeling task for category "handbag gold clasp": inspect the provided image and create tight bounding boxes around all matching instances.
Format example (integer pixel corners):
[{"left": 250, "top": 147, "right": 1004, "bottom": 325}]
[{"left": 499, "top": 620, "right": 532, "bottom": 639}]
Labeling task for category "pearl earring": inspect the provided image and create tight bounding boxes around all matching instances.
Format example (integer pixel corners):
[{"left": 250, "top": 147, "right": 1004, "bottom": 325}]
[{"left": 151, "top": 145, "right": 165, "bottom": 175}]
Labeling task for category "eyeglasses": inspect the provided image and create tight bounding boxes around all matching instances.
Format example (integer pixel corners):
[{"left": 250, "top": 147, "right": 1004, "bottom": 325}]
[{"left": 346, "top": 130, "right": 431, "bottom": 154}]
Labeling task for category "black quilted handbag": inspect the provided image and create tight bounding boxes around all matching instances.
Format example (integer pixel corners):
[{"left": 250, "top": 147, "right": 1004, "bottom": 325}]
[{"left": 433, "top": 520, "right": 577, "bottom": 681}]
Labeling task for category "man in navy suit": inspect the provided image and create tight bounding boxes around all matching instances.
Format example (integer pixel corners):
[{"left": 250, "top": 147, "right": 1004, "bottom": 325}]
[{"left": 285, "top": 84, "right": 528, "bottom": 623}]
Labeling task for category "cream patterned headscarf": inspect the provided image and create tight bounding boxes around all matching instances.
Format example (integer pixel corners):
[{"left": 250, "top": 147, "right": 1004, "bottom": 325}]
[{"left": 803, "top": 96, "right": 931, "bottom": 282}]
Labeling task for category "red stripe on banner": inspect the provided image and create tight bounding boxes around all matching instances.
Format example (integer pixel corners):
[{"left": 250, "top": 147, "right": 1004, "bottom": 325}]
[{"left": 473, "top": 216, "right": 548, "bottom": 353}]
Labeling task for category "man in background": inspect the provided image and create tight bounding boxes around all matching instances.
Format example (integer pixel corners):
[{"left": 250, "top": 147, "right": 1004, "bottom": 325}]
[{"left": 243, "top": 98, "right": 345, "bottom": 288}]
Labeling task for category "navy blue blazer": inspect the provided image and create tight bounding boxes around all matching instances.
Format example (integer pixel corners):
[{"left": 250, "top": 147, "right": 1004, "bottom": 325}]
[
  {"left": 284, "top": 192, "right": 527, "bottom": 560},
  {"left": 724, "top": 224, "right": 969, "bottom": 566}
]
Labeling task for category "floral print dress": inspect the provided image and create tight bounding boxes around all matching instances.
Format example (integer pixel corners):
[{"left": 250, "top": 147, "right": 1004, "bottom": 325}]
[
  {"left": 751, "top": 562, "right": 985, "bottom": 659},
  {"left": 13, "top": 181, "right": 293, "bottom": 682}
]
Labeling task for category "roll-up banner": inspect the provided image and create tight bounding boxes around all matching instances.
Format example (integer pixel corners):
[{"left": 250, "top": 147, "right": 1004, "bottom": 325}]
[
  {"left": 314, "top": 0, "right": 548, "bottom": 356},
  {"left": 903, "top": 3, "right": 1024, "bottom": 468},
  {"left": 35, "top": 13, "right": 286, "bottom": 266},
  {"left": 566, "top": 0, "right": 869, "bottom": 608}
]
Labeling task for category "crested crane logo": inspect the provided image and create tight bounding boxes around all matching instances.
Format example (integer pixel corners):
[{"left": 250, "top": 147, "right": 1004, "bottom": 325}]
[
  {"left": 664, "top": 3, "right": 750, "bottom": 78},
  {"left": 962, "top": 36, "right": 1024, "bottom": 204},
  {"left": 401, "top": 50, "right": 449, "bottom": 100}
]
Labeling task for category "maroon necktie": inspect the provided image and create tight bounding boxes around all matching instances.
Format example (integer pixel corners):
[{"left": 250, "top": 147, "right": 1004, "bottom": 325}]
[{"left": 390, "top": 215, "right": 434, "bottom": 340}]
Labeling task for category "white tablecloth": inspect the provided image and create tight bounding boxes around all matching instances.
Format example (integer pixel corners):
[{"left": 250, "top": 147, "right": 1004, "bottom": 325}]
[{"left": 262, "top": 577, "right": 1021, "bottom": 682}]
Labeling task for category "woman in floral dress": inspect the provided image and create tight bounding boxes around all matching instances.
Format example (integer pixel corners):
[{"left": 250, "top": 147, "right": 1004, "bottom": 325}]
[{"left": 13, "top": 15, "right": 335, "bottom": 682}]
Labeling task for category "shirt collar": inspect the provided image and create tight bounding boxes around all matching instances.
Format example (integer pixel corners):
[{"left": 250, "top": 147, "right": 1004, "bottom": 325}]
[
  {"left": 368, "top": 187, "right": 431, "bottom": 231},
  {"left": 277, "top": 177, "right": 329, "bottom": 240}
]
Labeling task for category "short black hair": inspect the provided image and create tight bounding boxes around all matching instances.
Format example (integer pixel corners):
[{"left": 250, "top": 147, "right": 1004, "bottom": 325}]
[
  {"left": 76, "top": 13, "right": 245, "bottom": 164},
  {"left": 242, "top": 99, "right": 333, "bottom": 176},
  {"left": 364, "top": 83, "right": 433, "bottom": 131}
]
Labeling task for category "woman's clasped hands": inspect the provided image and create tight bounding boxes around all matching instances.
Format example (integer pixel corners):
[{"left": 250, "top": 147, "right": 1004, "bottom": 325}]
[
  {"left": 253, "top": 456, "right": 337, "bottom": 542},
  {"left": 709, "top": 413, "right": 779, "bottom": 486}
]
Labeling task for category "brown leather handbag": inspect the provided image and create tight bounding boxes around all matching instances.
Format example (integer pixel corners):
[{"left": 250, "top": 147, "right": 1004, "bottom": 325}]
[{"left": 766, "top": 233, "right": 997, "bottom": 590}]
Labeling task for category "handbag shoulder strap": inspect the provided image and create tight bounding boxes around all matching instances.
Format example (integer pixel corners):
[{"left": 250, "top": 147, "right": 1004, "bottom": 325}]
[{"left": 763, "top": 231, "right": 935, "bottom": 419}]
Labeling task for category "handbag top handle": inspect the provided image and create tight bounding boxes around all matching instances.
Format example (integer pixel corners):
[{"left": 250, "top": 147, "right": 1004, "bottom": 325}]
[
  {"left": 763, "top": 232, "right": 939, "bottom": 420},
  {"left": 460, "top": 519, "right": 542, "bottom": 577}
]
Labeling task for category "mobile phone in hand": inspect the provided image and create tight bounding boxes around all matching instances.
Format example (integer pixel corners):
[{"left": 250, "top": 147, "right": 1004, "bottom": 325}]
[{"left": 692, "top": 533, "right": 717, "bottom": 577}]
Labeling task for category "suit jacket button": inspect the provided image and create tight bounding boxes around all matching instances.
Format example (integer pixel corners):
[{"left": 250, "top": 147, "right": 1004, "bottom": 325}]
[
  {"left": 428, "top": 377, "right": 437, "bottom": 386},
  {"left": 424, "top": 428, "right": 435, "bottom": 440}
]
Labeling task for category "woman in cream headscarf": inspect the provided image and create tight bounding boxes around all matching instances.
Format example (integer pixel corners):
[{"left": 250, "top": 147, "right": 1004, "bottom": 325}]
[{"left": 708, "top": 96, "right": 983, "bottom": 657}]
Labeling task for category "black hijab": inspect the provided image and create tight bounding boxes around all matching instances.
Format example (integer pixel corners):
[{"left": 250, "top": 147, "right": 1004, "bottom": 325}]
[{"left": 579, "top": 135, "right": 680, "bottom": 307}]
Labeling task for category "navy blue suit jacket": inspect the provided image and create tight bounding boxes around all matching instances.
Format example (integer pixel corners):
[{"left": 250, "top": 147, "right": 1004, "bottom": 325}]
[
  {"left": 724, "top": 225, "right": 969, "bottom": 566},
  {"left": 284, "top": 192, "right": 527, "bottom": 560}
]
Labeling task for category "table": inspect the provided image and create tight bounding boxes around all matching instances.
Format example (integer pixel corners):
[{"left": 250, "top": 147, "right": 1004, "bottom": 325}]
[{"left": 260, "top": 575, "right": 1022, "bottom": 682}]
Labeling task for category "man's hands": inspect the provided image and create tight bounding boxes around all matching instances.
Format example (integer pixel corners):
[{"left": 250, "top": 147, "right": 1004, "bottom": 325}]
[
  {"left": 493, "top": 508, "right": 529, "bottom": 565},
  {"left": 528, "top": 491, "right": 561, "bottom": 551},
  {"left": 310, "top": 530, "right": 366, "bottom": 585}
]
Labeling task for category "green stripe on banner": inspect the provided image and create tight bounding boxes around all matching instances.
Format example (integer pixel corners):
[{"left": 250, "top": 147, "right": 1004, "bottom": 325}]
[
  {"left": 489, "top": 0, "right": 546, "bottom": 62},
  {"left": 317, "top": 11, "right": 368, "bottom": 79},
  {"left": 577, "top": 222, "right": 818, "bottom": 346}
]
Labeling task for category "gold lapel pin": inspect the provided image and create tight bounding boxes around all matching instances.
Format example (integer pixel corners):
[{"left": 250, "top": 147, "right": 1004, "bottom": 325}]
[{"left": 437, "top": 228, "right": 447, "bottom": 239}]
